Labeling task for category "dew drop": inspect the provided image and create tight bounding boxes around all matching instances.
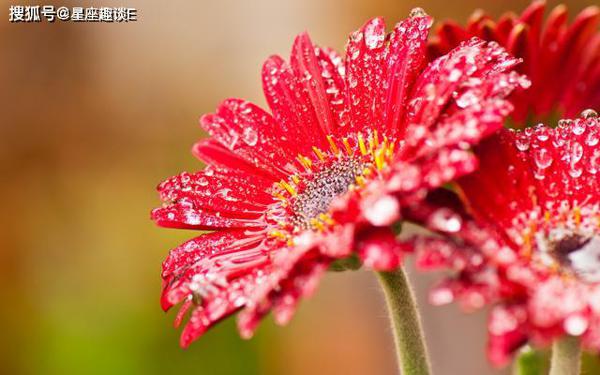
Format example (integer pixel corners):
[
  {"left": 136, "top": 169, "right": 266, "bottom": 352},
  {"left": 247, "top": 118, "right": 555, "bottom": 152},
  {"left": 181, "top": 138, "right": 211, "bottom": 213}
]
[
  {"left": 572, "top": 122, "right": 586, "bottom": 135},
  {"left": 409, "top": 7, "right": 427, "bottom": 18},
  {"left": 586, "top": 131, "right": 599, "bottom": 146},
  {"left": 364, "top": 20, "right": 384, "bottom": 50},
  {"left": 363, "top": 195, "right": 399, "bottom": 226},
  {"left": 242, "top": 127, "right": 258, "bottom": 146},
  {"left": 348, "top": 76, "right": 358, "bottom": 88},
  {"left": 568, "top": 166, "right": 583, "bottom": 178},
  {"left": 515, "top": 135, "right": 530, "bottom": 151},
  {"left": 564, "top": 315, "right": 588, "bottom": 336},
  {"left": 533, "top": 148, "right": 553, "bottom": 169},
  {"left": 570, "top": 142, "right": 583, "bottom": 163},
  {"left": 519, "top": 76, "right": 532, "bottom": 89},
  {"left": 534, "top": 126, "right": 549, "bottom": 141},
  {"left": 448, "top": 69, "right": 462, "bottom": 82},
  {"left": 429, "top": 209, "right": 462, "bottom": 233},
  {"left": 580, "top": 109, "right": 598, "bottom": 119},
  {"left": 184, "top": 211, "right": 201, "bottom": 225},
  {"left": 197, "top": 176, "right": 209, "bottom": 186},
  {"left": 455, "top": 90, "right": 478, "bottom": 109}
]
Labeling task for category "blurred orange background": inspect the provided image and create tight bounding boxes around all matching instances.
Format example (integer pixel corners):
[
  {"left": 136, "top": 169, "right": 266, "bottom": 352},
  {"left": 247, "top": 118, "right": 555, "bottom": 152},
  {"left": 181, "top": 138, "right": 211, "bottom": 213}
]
[{"left": 1, "top": 1, "right": 596, "bottom": 374}]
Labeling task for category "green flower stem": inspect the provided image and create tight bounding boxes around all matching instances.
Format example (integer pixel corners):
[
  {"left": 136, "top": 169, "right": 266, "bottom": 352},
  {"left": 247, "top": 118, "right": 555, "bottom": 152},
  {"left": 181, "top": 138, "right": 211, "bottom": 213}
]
[
  {"left": 549, "top": 336, "right": 581, "bottom": 375},
  {"left": 513, "top": 347, "right": 547, "bottom": 375},
  {"left": 376, "top": 268, "right": 431, "bottom": 375}
]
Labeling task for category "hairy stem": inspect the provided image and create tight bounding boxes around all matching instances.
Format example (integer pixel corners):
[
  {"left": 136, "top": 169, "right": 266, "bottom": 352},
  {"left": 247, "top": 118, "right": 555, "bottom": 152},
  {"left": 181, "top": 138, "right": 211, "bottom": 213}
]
[
  {"left": 549, "top": 336, "right": 581, "bottom": 375},
  {"left": 376, "top": 268, "right": 431, "bottom": 375}
]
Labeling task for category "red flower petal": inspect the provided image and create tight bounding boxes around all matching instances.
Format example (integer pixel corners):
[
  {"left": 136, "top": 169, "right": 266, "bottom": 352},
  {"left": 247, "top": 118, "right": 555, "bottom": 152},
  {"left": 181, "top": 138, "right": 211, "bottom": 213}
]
[
  {"left": 383, "top": 16, "right": 432, "bottom": 138},
  {"left": 200, "top": 99, "right": 302, "bottom": 177},
  {"left": 419, "top": 116, "right": 600, "bottom": 363},
  {"left": 151, "top": 205, "right": 263, "bottom": 230},
  {"left": 314, "top": 47, "right": 348, "bottom": 129},
  {"left": 261, "top": 55, "right": 328, "bottom": 154},
  {"left": 157, "top": 171, "right": 272, "bottom": 218},
  {"left": 161, "top": 229, "right": 264, "bottom": 310},
  {"left": 406, "top": 38, "right": 520, "bottom": 137},
  {"left": 356, "top": 227, "right": 403, "bottom": 271},
  {"left": 290, "top": 33, "right": 337, "bottom": 135},
  {"left": 192, "top": 139, "right": 280, "bottom": 182},
  {"left": 487, "top": 305, "right": 528, "bottom": 367},
  {"left": 430, "top": 2, "right": 600, "bottom": 124},
  {"left": 342, "top": 17, "right": 387, "bottom": 136}
]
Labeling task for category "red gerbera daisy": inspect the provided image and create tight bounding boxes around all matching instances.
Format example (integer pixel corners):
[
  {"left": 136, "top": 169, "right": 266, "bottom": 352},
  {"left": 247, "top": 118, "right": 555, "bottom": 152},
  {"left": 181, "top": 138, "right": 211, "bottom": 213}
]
[
  {"left": 152, "top": 11, "right": 526, "bottom": 347},
  {"left": 407, "top": 111, "right": 600, "bottom": 365},
  {"left": 429, "top": 0, "right": 600, "bottom": 125}
]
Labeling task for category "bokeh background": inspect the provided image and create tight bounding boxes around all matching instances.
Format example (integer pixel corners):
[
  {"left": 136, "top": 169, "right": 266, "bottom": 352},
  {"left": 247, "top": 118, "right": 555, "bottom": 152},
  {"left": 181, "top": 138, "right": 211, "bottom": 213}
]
[{"left": 1, "top": 0, "right": 597, "bottom": 374}]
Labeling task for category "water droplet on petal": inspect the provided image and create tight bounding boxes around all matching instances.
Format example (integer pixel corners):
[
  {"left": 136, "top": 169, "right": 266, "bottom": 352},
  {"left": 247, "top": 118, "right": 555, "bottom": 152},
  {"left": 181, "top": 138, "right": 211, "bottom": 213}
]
[
  {"left": 348, "top": 75, "right": 358, "bottom": 88},
  {"left": 572, "top": 121, "right": 586, "bottom": 135},
  {"left": 429, "top": 209, "right": 462, "bottom": 232},
  {"left": 533, "top": 148, "right": 553, "bottom": 169},
  {"left": 558, "top": 119, "right": 572, "bottom": 127},
  {"left": 570, "top": 142, "right": 583, "bottom": 163},
  {"left": 197, "top": 176, "right": 209, "bottom": 186},
  {"left": 363, "top": 195, "right": 400, "bottom": 226},
  {"left": 586, "top": 131, "right": 599, "bottom": 146},
  {"left": 364, "top": 19, "right": 385, "bottom": 50},
  {"left": 409, "top": 7, "right": 427, "bottom": 18},
  {"left": 242, "top": 127, "right": 258, "bottom": 146},
  {"left": 580, "top": 109, "right": 598, "bottom": 119},
  {"left": 569, "top": 166, "right": 583, "bottom": 178},
  {"left": 455, "top": 90, "right": 478, "bottom": 108},
  {"left": 515, "top": 135, "right": 530, "bottom": 151},
  {"left": 564, "top": 315, "right": 588, "bottom": 336}
]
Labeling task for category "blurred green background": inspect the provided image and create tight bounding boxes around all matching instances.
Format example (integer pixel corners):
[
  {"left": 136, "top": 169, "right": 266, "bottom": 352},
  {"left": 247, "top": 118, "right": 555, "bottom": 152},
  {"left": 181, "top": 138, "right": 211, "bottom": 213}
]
[{"left": 1, "top": 0, "right": 596, "bottom": 374}]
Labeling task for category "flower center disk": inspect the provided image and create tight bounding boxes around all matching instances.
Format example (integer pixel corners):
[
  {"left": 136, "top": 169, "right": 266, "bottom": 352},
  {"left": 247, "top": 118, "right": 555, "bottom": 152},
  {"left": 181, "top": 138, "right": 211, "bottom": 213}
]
[
  {"left": 268, "top": 131, "right": 396, "bottom": 235},
  {"left": 290, "top": 157, "right": 367, "bottom": 229}
]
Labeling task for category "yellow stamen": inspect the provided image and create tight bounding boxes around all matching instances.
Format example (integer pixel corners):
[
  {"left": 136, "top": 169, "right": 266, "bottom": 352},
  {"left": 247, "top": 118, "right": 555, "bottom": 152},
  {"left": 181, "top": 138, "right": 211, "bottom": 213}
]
[
  {"left": 312, "top": 146, "right": 325, "bottom": 161},
  {"left": 274, "top": 192, "right": 287, "bottom": 201},
  {"left": 549, "top": 261, "right": 561, "bottom": 273},
  {"left": 291, "top": 175, "right": 300, "bottom": 185},
  {"left": 574, "top": 207, "right": 581, "bottom": 227},
  {"left": 386, "top": 141, "right": 396, "bottom": 159},
  {"left": 327, "top": 135, "right": 340, "bottom": 155},
  {"left": 358, "top": 133, "right": 368, "bottom": 156},
  {"left": 355, "top": 175, "right": 366, "bottom": 187},
  {"left": 522, "top": 230, "right": 532, "bottom": 258},
  {"left": 297, "top": 154, "right": 313, "bottom": 170},
  {"left": 310, "top": 218, "right": 325, "bottom": 231},
  {"left": 373, "top": 130, "right": 380, "bottom": 148},
  {"left": 269, "top": 230, "right": 287, "bottom": 240},
  {"left": 368, "top": 136, "right": 375, "bottom": 153},
  {"left": 342, "top": 137, "right": 353, "bottom": 156},
  {"left": 375, "top": 148, "right": 385, "bottom": 171},
  {"left": 279, "top": 181, "right": 297, "bottom": 196},
  {"left": 529, "top": 221, "right": 538, "bottom": 235},
  {"left": 318, "top": 213, "right": 335, "bottom": 226},
  {"left": 544, "top": 211, "right": 551, "bottom": 224}
]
